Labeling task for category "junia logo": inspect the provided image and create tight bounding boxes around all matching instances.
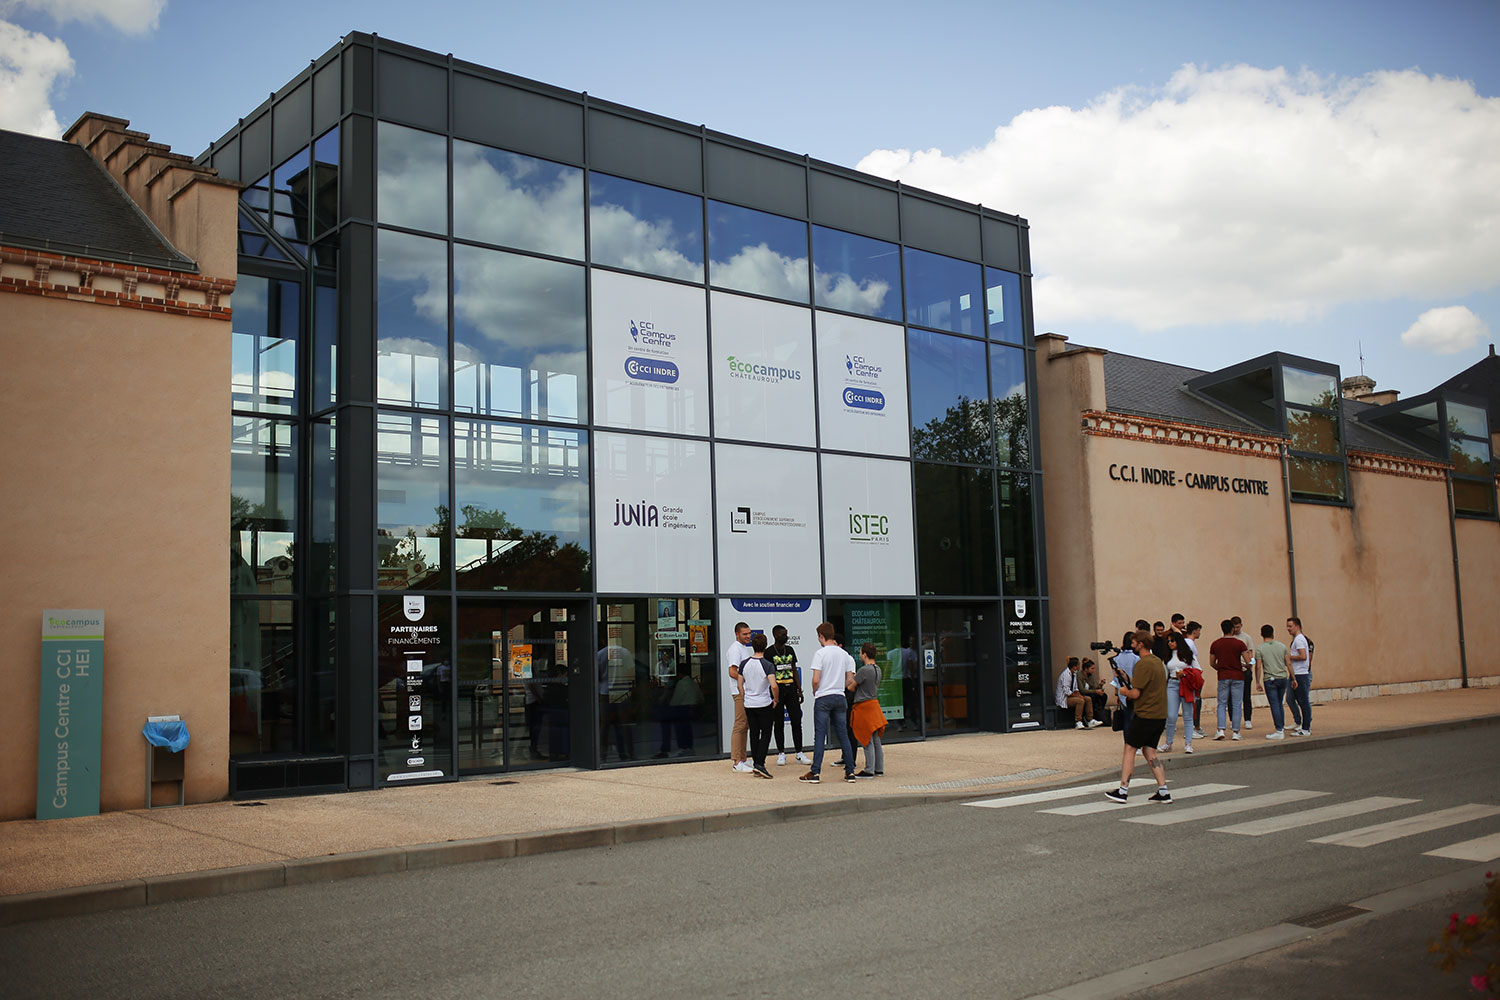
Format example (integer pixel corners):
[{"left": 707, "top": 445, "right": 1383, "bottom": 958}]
[
  {"left": 630, "top": 319, "right": 676, "bottom": 348},
  {"left": 845, "top": 354, "right": 882, "bottom": 380},
  {"left": 614, "top": 499, "right": 660, "bottom": 527},
  {"left": 848, "top": 507, "right": 890, "bottom": 540},
  {"left": 726, "top": 355, "right": 802, "bottom": 384}
]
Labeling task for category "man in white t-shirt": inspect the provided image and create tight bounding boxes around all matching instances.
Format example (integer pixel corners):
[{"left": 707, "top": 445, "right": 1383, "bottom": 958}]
[
  {"left": 1286, "top": 616, "right": 1313, "bottom": 736},
  {"left": 798, "top": 622, "right": 856, "bottom": 784},
  {"left": 725, "top": 622, "right": 753, "bottom": 773}
]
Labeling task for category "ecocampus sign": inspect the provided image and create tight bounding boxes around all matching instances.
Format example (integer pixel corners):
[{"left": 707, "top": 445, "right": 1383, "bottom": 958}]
[
  {"left": 37, "top": 610, "right": 104, "bottom": 819},
  {"left": 1107, "top": 463, "right": 1271, "bottom": 497}
]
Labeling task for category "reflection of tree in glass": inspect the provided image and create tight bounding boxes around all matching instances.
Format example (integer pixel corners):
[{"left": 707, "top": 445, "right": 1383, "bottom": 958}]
[
  {"left": 1288, "top": 456, "right": 1345, "bottom": 501},
  {"left": 434, "top": 504, "right": 589, "bottom": 592},
  {"left": 378, "top": 527, "right": 431, "bottom": 576},
  {"left": 911, "top": 394, "right": 1029, "bottom": 467}
]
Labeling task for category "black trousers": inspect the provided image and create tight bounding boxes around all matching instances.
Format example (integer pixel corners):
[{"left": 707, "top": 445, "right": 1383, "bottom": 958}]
[
  {"left": 773, "top": 697, "right": 804, "bottom": 753},
  {"left": 746, "top": 704, "right": 776, "bottom": 769}
]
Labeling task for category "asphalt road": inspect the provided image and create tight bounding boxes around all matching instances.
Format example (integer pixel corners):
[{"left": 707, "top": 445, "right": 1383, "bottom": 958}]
[{"left": 3, "top": 727, "right": 1497, "bottom": 1000}]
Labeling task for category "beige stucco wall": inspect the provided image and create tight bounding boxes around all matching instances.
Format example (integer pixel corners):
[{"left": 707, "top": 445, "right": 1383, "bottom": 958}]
[
  {"left": 1292, "top": 470, "right": 1461, "bottom": 687},
  {"left": 1456, "top": 514, "right": 1500, "bottom": 681},
  {"left": 0, "top": 293, "right": 228, "bottom": 819},
  {"left": 1074, "top": 433, "right": 1290, "bottom": 667}
]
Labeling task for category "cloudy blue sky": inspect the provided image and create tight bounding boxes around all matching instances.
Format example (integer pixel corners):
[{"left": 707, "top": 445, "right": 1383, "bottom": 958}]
[{"left": 3, "top": 0, "right": 1497, "bottom": 398}]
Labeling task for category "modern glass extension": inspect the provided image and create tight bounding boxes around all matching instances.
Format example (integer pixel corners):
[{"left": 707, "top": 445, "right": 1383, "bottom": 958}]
[{"left": 203, "top": 32, "right": 1048, "bottom": 795}]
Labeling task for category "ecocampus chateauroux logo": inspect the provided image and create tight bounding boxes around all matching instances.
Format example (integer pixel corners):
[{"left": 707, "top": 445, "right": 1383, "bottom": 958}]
[{"left": 726, "top": 355, "right": 802, "bottom": 385}]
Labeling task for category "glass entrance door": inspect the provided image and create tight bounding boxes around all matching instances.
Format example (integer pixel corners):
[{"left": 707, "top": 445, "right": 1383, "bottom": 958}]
[
  {"left": 921, "top": 603, "right": 980, "bottom": 732},
  {"left": 457, "top": 599, "right": 588, "bottom": 773}
]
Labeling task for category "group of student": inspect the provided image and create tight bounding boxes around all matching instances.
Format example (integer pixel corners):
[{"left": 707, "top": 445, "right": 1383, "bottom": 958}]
[
  {"left": 1095, "top": 613, "right": 1316, "bottom": 804},
  {"left": 723, "top": 621, "right": 887, "bottom": 783}
]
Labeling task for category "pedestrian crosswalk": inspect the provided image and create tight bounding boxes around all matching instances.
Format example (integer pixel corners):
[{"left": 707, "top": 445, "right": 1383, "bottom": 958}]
[{"left": 965, "top": 783, "right": 1500, "bottom": 861}]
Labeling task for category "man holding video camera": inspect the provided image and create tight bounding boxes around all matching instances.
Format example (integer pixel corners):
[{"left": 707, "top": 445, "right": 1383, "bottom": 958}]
[{"left": 1104, "top": 629, "right": 1171, "bottom": 804}]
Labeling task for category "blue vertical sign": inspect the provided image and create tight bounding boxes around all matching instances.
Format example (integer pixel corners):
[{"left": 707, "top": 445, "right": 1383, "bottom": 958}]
[{"left": 37, "top": 610, "right": 105, "bottom": 819}]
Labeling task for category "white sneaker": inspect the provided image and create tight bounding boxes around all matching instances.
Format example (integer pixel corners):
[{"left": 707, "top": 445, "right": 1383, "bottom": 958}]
[
  {"left": 1298, "top": 729, "right": 1310, "bottom": 736},
  {"left": 1184, "top": 745, "right": 1195, "bottom": 754},
  {"left": 1194, "top": 730, "right": 1206, "bottom": 739},
  {"left": 795, "top": 752, "right": 812, "bottom": 764},
  {"left": 1244, "top": 720, "right": 1253, "bottom": 730},
  {"left": 1213, "top": 730, "right": 1226, "bottom": 740},
  {"left": 1075, "top": 721, "right": 1085, "bottom": 729},
  {"left": 1288, "top": 728, "right": 1304, "bottom": 736},
  {"left": 1231, "top": 732, "right": 1242, "bottom": 741},
  {"left": 1087, "top": 719, "right": 1103, "bottom": 728},
  {"left": 1266, "top": 731, "right": 1285, "bottom": 741},
  {"left": 776, "top": 753, "right": 787, "bottom": 766},
  {"left": 733, "top": 760, "right": 754, "bottom": 773}
]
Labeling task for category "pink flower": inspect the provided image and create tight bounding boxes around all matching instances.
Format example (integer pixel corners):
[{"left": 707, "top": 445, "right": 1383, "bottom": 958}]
[
  {"left": 1465, "top": 914, "right": 1480, "bottom": 927},
  {"left": 1470, "top": 973, "right": 1488, "bottom": 991},
  {"left": 1449, "top": 914, "right": 1461, "bottom": 933}
]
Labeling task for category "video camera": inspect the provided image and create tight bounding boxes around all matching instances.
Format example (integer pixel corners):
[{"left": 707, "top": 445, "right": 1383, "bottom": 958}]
[{"left": 1088, "top": 640, "right": 1116, "bottom": 652}]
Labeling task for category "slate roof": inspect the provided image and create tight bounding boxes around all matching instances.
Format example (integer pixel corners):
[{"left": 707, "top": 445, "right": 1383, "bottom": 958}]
[
  {"left": 0, "top": 128, "right": 196, "bottom": 272},
  {"left": 1100, "top": 351, "right": 1265, "bottom": 432},
  {"left": 1098, "top": 348, "right": 1432, "bottom": 460}
]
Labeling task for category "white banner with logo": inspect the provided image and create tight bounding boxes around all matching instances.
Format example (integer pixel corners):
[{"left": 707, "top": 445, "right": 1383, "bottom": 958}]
[
  {"left": 814, "top": 311, "right": 910, "bottom": 457},
  {"left": 591, "top": 270, "right": 709, "bottom": 436},
  {"left": 716, "top": 598, "right": 823, "bottom": 753},
  {"left": 709, "top": 291, "right": 815, "bottom": 447},
  {"left": 593, "top": 431, "right": 714, "bottom": 592},
  {"left": 713, "top": 443, "right": 822, "bottom": 594},
  {"left": 820, "top": 453, "right": 915, "bottom": 595}
]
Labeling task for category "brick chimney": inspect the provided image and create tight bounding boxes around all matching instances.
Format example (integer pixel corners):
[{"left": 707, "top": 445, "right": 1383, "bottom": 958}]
[{"left": 62, "top": 113, "right": 240, "bottom": 281}]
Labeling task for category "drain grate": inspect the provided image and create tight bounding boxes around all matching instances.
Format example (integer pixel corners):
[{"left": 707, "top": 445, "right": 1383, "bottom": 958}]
[
  {"left": 489, "top": 780, "right": 517, "bottom": 786},
  {"left": 1287, "top": 904, "right": 1369, "bottom": 928},
  {"left": 899, "top": 767, "right": 1064, "bottom": 792},
  {"left": 233, "top": 801, "right": 268, "bottom": 807}
]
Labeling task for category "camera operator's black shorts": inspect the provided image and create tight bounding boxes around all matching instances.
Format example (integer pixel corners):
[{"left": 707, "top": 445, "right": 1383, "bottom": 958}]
[{"left": 1125, "top": 716, "right": 1166, "bottom": 750}]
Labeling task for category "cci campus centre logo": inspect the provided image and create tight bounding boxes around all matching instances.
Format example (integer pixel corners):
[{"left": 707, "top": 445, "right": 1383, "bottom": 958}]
[
  {"left": 843, "top": 353, "right": 886, "bottom": 411},
  {"left": 626, "top": 319, "right": 680, "bottom": 383}
]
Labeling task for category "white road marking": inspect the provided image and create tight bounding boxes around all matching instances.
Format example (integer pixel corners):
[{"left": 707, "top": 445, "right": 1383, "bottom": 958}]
[
  {"left": 1124, "top": 789, "right": 1330, "bottom": 826},
  {"left": 965, "top": 778, "right": 1156, "bottom": 809},
  {"left": 1212, "top": 796, "right": 1417, "bottom": 836},
  {"left": 1424, "top": 830, "right": 1500, "bottom": 862},
  {"left": 1311, "top": 804, "right": 1500, "bottom": 848},
  {"left": 1041, "top": 783, "right": 1246, "bottom": 816}
]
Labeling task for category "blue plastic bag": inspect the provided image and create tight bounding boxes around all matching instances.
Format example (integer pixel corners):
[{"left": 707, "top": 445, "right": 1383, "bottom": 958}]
[{"left": 142, "top": 719, "right": 190, "bottom": 752}]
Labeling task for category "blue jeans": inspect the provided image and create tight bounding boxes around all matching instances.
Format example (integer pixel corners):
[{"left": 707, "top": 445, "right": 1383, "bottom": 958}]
[
  {"left": 1288, "top": 671, "right": 1312, "bottom": 732},
  {"left": 812, "top": 694, "right": 853, "bottom": 777},
  {"left": 1216, "top": 678, "right": 1243, "bottom": 732},
  {"left": 1162, "top": 680, "right": 1194, "bottom": 748},
  {"left": 1263, "top": 677, "right": 1287, "bottom": 731}
]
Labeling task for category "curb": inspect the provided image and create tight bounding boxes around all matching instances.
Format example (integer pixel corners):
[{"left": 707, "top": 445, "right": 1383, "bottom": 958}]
[{"left": 3, "top": 713, "right": 1496, "bottom": 927}]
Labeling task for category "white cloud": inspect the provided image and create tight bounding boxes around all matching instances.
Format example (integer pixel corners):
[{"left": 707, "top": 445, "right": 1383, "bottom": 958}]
[
  {"left": 0, "top": 20, "right": 72, "bottom": 137},
  {"left": 857, "top": 64, "right": 1500, "bottom": 333},
  {"left": 1, "top": 0, "right": 165, "bottom": 34},
  {"left": 1400, "top": 305, "right": 1491, "bottom": 355}
]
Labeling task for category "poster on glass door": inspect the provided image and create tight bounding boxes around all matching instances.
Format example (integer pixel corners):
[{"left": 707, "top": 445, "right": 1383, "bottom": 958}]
[
  {"left": 379, "top": 594, "right": 451, "bottom": 782},
  {"left": 715, "top": 597, "right": 822, "bottom": 754}
]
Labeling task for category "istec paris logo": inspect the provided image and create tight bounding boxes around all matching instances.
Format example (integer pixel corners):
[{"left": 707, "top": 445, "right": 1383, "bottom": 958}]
[{"left": 847, "top": 507, "right": 891, "bottom": 545}]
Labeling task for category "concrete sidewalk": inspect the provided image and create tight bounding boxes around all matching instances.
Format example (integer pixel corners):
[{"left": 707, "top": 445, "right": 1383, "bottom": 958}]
[{"left": 3, "top": 686, "right": 1498, "bottom": 925}]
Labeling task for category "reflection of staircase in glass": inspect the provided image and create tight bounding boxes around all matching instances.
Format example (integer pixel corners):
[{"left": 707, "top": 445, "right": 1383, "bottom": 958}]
[{"left": 455, "top": 538, "right": 523, "bottom": 576}]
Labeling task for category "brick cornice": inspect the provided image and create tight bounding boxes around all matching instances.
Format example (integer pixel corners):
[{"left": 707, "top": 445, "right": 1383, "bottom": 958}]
[
  {"left": 1082, "top": 410, "right": 1283, "bottom": 458},
  {"left": 1, "top": 245, "right": 234, "bottom": 321},
  {"left": 1346, "top": 448, "right": 1450, "bottom": 482}
]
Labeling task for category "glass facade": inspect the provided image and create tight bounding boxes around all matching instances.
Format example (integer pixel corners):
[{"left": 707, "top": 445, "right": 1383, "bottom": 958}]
[{"left": 210, "top": 36, "right": 1045, "bottom": 793}]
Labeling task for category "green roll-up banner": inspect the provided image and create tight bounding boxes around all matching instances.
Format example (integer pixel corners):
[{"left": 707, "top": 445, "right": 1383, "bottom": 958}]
[{"left": 37, "top": 610, "right": 105, "bottom": 819}]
